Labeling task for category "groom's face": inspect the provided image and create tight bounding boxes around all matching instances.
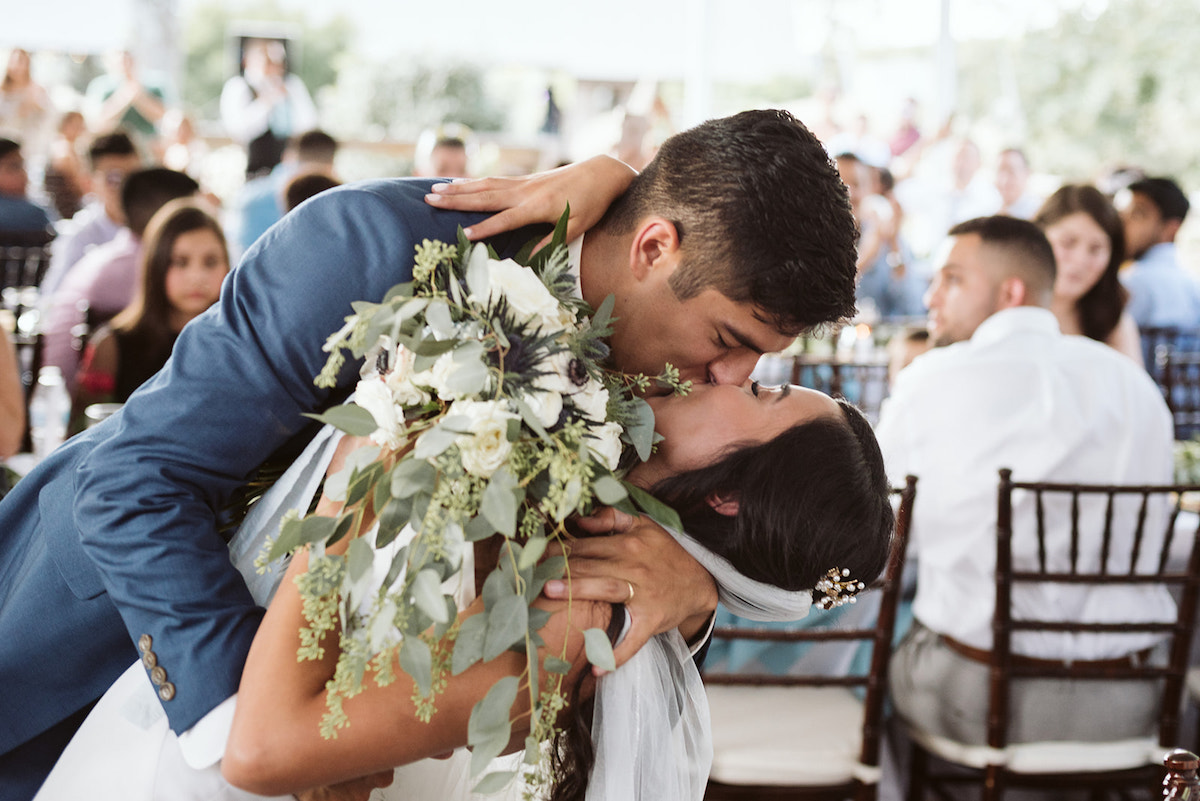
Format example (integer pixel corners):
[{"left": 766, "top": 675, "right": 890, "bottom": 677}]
[{"left": 610, "top": 260, "right": 793, "bottom": 391}]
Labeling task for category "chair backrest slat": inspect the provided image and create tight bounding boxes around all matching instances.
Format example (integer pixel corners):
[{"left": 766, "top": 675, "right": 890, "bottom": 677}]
[
  {"left": 990, "top": 469, "right": 1200, "bottom": 751},
  {"left": 702, "top": 474, "right": 918, "bottom": 777}
]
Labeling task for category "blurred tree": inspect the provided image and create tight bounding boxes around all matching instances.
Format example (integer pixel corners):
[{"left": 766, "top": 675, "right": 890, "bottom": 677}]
[
  {"left": 365, "top": 61, "right": 505, "bottom": 138},
  {"left": 181, "top": 0, "right": 351, "bottom": 123},
  {"left": 957, "top": 0, "right": 1200, "bottom": 186}
]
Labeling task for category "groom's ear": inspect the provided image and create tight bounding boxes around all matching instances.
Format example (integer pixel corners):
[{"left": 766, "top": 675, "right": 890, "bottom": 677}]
[
  {"left": 628, "top": 217, "right": 682, "bottom": 282},
  {"left": 706, "top": 492, "right": 740, "bottom": 517}
]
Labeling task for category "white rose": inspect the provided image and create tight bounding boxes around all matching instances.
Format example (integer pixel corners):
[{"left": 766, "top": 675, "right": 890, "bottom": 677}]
[
  {"left": 411, "top": 352, "right": 461, "bottom": 401},
  {"left": 354, "top": 377, "right": 406, "bottom": 450},
  {"left": 570, "top": 378, "right": 610, "bottom": 423},
  {"left": 522, "top": 386, "right": 563, "bottom": 428},
  {"left": 587, "top": 422, "right": 625, "bottom": 471},
  {"left": 486, "top": 258, "right": 563, "bottom": 333},
  {"left": 454, "top": 399, "right": 519, "bottom": 478}
]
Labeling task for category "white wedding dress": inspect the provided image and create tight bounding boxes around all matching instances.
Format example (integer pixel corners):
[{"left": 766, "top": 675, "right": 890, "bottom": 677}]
[
  {"left": 36, "top": 414, "right": 798, "bottom": 801},
  {"left": 35, "top": 427, "right": 528, "bottom": 801}
]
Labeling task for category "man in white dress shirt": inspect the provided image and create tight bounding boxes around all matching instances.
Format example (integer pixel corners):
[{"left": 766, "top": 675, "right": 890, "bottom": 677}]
[{"left": 877, "top": 215, "right": 1175, "bottom": 745}]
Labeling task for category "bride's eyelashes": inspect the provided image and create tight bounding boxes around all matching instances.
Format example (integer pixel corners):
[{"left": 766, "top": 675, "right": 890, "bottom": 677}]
[{"left": 750, "top": 381, "right": 760, "bottom": 397}]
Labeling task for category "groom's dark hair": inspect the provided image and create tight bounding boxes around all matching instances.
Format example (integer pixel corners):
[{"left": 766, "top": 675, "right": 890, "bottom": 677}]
[{"left": 594, "top": 108, "right": 859, "bottom": 333}]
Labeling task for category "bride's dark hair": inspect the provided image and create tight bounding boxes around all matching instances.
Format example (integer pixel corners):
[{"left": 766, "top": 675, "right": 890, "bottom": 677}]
[{"left": 549, "top": 398, "right": 894, "bottom": 801}]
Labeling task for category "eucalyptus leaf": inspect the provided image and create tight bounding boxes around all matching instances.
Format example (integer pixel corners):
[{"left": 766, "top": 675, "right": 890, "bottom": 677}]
[
  {"left": 464, "top": 514, "right": 496, "bottom": 542},
  {"left": 382, "top": 281, "right": 416, "bottom": 303},
  {"left": 480, "top": 467, "right": 520, "bottom": 537},
  {"left": 346, "top": 537, "right": 374, "bottom": 583},
  {"left": 471, "top": 770, "right": 517, "bottom": 795},
  {"left": 626, "top": 397, "right": 656, "bottom": 462},
  {"left": 481, "top": 563, "right": 517, "bottom": 611},
  {"left": 592, "top": 474, "right": 628, "bottom": 505},
  {"left": 446, "top": 343, "right": 488, "bottom": 395},
  {"left": 544, "top": 655, "right": 572, "bottom": 675},
  {"left": 411, "top": 568, "right": 450, "bottom": 623},
  {"left": 523, "top": 737, "right": 541, "bottom": 764},
  {"left": 468, "top": 676, "right": 519, "bottom": 734},
  {"left": 426, "top": 299, "right": 456, "bottom": 340},
  {"left": 413, "top": 337, "right": 459, "bottom": 358},
  {"left": 623, "top": 482, "right": 684, "bottom": 533},
  {"left": 375, "top": 496, "right": 413, "bottom": 547},
  {"left": 344, "top": 461, "right": 383, "bottom": 508},
  {"left": 398, "top": 636, "right": 433, "bottom": 696},
  {"left": 328, "top": 513, "right": 356, "bottom": 547},
  {"left": 467, "top": 675, "right": 519, "bottom": 774},
  {"left": 268, "top": 515, "right": 338, "bottom": 561},
  {"left": 390, "top": 459, "right": 437, "bottom": 498},
  {"left": 452, "top": 612, "right": 487, "bottom": 675},
  {"left": 517, "top": 536, "right": 548, "bottom": 570},
  {"left": 527, "top": 607, "right": 552, "bottom": 631},
  {"left": 583, "top": 628, "right": 616, "bottom": 673},
  {"left": 323, "top": 445, "right": 382, "bottom": 502},
  {"left": 483, "top": 594, "right": 528, "bottom": 661},
  {"left": 511, "top": 395, "right": 552, "bottom": 445},
  {"left": 465, "top": 243, "right": 491, "bottom": 301},
  {"left": 413, "top": 424, "right": 460, "bottom": 460},
  {"left": 381, "top": 544, "right": 409, "bottom": 594},
  {"left": 302, "top": 404, "right": 377, "bottom": 437}
]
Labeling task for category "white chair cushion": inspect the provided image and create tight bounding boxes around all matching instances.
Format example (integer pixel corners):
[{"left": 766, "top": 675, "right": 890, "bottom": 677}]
[
  {"left": 706, "top": 685, "right": 881, "bottom": 786},
  {"left": 907, "top": 724, "right": 1165, "bottom": 774}
]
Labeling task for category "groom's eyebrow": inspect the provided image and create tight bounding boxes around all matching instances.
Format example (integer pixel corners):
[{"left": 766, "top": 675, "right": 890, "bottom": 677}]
[{"left": 724, "top": 324, "right": 769, "bottom": 355}]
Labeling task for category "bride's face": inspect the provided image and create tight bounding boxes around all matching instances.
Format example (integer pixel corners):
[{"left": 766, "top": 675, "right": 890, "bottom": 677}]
[{"left": 627, "top": 382, "right": 840, "bottom": 487}]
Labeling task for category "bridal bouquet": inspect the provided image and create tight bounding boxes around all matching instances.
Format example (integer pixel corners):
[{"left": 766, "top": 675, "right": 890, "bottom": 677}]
[{"left": 260, "top": 214, "right": 685, "bottom": 792}]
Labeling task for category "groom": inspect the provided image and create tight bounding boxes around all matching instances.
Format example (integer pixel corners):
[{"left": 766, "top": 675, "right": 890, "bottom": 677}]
[{"left": 0, "top": 109, "right": 858, "bottom": 799}]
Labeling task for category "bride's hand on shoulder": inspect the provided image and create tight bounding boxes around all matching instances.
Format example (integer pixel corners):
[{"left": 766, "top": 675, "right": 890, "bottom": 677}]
[
  {"left": 423, "top": 155, "right": 637, "bottom": 249},
  {"left": 545, "top": 508, "right": 718, "bottom": 672}
]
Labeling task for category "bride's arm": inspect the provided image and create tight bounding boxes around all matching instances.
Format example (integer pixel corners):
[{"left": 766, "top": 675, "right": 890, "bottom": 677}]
[
  {"left": 423, "top": 155, "right": 636, "bottom": 247},
  {"left": 222, "top": 442, "right": 609, "bottom": 795}
]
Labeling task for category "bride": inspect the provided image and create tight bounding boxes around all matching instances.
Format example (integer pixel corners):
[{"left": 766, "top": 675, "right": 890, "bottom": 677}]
[{"left": 37, "top": 381, "right": 893, "bottom": 801}]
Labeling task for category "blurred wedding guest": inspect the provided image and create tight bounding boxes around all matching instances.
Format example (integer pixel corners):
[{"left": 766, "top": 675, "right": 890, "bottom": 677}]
[
  {"left": 946, "top": 138, "right": 1002, "bottom": 224},
  {"left": 837, "top": 152, "right": 922, "bottom": 319},
  {"left": 879, "top": 215, "right": 1173, "bottom": 752},
  {"left": 39, "top": 131, "right": 142, "bottom": 297},
  {"left": 220, "top": 38, "right": 317, "bottom": 178},
  {"left": 413, "top": 123, "right": 474, "bottom": 179},
  {"left": 42, "top": 111, "right": 91, "bottom": 220},
  {"left": 0, "top": 327, "right": 23, "bottom": 459},
  {"left": 888, "top": 97, "right": 922, "bottom": 158},
  {"left": 995, "top": 147, "right": 1040, "bottom": 219},
  {"left": 1117, "top": 176, "right": 1200, "bottom": 328},
  {"left": 74, "top": 201, "right": 228, "bottom": 418},
  {"left": 0, "top": 49, "right": 53, "bottom": 167},
  {"left": 0, "top": 138, "right": 53, "bottom": 238},
  {"left": 232, "top": 128, "right": 337, "bottom": 253},
  {"left": 1036, "top": 184, "right": 1142, "bottom": 364},
  {"left": 158, "top": 108, "right": 208, "bottom": 178},
  {"left": 282, "top": 169, "right": 340, "bottom": 212},
  {"left": 84, "top": 50, "right": 166, "bottom": 145},
  {"left": 42, "top": 167, "right": 199, "bottom": 389}
]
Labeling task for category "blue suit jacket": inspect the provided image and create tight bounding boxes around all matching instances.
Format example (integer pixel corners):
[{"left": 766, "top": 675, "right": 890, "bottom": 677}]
[{"left": 0, "top": 179, "right": 541, "bottom": 758}]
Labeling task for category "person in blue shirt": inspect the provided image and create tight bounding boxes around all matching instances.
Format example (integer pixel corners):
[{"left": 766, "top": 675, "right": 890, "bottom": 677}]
[
  {"left": 1118, "top": 176, "right": 1200, "bottom": 328},
  {"left": 0, "top": 137, "right": 52, "bottom": 238}
]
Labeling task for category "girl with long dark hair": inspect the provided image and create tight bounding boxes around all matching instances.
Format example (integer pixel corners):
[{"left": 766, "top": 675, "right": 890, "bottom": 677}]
[{"left": 1036, "top": 184, "right": 1143, "bottom": 364}]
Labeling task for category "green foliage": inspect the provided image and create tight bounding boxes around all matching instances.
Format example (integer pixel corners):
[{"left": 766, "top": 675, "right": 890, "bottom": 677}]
[
  {"left": 262, "top": 222, "right": 692, "bottom": 789},
  {"left": 957, "top": 0, "right": 1200, "bottom": 185},
  {"left": 180, "top": 0, "right": 353, "bottom": 119}
]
